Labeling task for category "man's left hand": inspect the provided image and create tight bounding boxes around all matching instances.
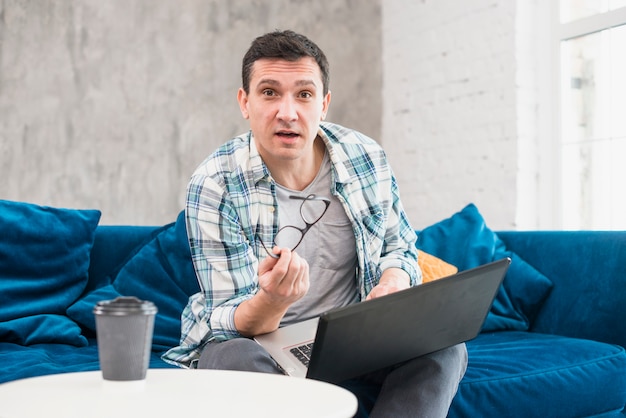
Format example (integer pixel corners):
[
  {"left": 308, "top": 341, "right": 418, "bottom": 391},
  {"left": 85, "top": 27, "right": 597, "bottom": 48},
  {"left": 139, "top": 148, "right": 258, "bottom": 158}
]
[{"left": 365, "top": 268, "right": 411, "bottom": 301}]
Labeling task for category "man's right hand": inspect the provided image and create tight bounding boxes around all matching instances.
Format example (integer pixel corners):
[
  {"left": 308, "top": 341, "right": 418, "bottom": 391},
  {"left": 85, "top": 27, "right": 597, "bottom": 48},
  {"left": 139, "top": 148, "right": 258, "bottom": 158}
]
[
  {"left": 234, "top": 248, "right": 309, "bottom": 337},
  {"left": 258, "top": 247, "right": 310, "bottom": 305}
]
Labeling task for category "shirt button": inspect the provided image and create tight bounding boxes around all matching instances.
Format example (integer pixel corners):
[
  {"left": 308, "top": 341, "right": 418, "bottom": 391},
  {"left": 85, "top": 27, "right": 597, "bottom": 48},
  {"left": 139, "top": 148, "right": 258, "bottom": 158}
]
[{"left": 268, "top": 207, "right": 275, "bottom": 213}]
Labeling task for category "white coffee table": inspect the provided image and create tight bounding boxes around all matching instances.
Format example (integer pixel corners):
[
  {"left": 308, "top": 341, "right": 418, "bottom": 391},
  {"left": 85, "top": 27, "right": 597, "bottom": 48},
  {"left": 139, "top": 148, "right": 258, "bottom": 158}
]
[{"left": 0, "top": 369, "right": 358, "bottom": 417}]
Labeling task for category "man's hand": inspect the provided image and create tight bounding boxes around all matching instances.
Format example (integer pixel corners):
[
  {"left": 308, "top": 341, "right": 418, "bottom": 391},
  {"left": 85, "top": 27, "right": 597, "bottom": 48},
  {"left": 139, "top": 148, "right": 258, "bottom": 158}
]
[
  {"left": 257, "top": 247, "right": 310, "bottom": 305},
  {"left": 235, "top": 248, "right": 309, "bottom": 336},
  {"left": 365, "top": 268, "right": 410, "bottom": 301}
]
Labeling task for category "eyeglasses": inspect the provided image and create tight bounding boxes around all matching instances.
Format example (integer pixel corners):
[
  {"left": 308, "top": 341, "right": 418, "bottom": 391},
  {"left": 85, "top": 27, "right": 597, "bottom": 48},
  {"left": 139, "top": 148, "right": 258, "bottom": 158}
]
[{"left": 259, "top": 194, "right": 331, "bottom": 259}]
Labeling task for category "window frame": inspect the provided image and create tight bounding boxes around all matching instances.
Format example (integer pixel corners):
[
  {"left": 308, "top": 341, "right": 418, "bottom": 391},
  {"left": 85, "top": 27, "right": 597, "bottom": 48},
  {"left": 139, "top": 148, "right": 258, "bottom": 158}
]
[{"left": 540, "top": 2, "right": 626, "bottom": 229}]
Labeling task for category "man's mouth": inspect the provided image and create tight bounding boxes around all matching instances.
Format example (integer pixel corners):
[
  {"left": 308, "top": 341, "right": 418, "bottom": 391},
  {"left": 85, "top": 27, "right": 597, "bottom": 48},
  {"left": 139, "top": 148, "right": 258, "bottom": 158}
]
[{"left": 276, "top": 131, "right": 299, "bottom": 139}]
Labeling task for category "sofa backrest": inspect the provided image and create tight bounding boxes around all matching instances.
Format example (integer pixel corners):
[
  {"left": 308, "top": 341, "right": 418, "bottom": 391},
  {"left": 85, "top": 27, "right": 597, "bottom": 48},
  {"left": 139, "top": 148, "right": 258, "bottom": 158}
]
[
  {"left": 87, "top": 225, "right": 626, "bottom": 350},
  {"left": 87, "top": 225, "right": 162, "bottom": 295},
  {"left": 498, "top": 230, "right": 626, "bottom": 348}
]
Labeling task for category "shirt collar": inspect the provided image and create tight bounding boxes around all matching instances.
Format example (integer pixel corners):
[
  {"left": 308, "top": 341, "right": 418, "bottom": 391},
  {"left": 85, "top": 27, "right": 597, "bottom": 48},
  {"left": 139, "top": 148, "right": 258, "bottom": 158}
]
[
  {"left": 247, "top": 124, "right": 358, "bottom": 186},
  {"left": 317, "top": 124, "right": 357, "bottom": 185},
  {"left": 248, "top": 131, "right": 273, "bottom": 185}
]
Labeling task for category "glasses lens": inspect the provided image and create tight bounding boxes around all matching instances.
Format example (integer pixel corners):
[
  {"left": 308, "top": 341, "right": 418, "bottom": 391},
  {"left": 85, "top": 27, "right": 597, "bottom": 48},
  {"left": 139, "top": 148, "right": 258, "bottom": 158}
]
[
  {"left": 274, "top": 226, "right": 304, "bottom": 249},
  {"left": 300, "top": 198, "right": 328, "bottom": 224}
]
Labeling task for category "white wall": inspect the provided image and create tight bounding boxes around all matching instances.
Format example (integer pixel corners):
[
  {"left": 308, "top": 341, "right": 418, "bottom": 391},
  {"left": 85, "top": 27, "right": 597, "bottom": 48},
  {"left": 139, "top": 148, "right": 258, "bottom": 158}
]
[
  {"left": 382, "top": 0, "right": 546, "bottom": 230},
  {"left": 1, "top": 0, "right": 549, "bottom": 230}
]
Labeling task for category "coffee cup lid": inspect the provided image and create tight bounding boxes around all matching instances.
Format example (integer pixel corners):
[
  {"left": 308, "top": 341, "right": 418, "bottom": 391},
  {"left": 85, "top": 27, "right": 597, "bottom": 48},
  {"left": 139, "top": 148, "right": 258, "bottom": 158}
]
[{"left": 93, "top": 296, "right": 158, "bottom": 315}]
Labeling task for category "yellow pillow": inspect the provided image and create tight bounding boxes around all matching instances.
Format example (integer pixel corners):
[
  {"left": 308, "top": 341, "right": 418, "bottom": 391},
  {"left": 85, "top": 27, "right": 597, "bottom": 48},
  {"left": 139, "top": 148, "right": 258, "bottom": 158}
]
[{"left": 417, "top": 250, "right": 458, "bottom": 283}]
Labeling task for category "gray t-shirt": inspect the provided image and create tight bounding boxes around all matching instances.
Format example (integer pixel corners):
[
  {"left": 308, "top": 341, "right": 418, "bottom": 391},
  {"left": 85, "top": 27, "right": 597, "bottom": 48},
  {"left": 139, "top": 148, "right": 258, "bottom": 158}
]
[{"left": 275, "top": 152, "right": 359, "bottom": 326}]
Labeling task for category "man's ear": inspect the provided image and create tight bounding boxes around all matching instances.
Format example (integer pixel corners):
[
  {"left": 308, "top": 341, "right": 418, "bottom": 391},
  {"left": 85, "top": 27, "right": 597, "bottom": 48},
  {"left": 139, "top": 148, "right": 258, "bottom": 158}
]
[
  {"left": 237, "top": 88, "right": 249, "bottom": 119},
  {"left": 321, "top": 90, "right": 331, "bottom": 120}
]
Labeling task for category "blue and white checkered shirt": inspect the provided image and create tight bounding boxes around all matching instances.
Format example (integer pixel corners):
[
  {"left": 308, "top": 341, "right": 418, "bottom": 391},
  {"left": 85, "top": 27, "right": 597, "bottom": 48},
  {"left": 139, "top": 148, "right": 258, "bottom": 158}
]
[{"left": 162, "top": 122, "right": 419, "bottom": 368}]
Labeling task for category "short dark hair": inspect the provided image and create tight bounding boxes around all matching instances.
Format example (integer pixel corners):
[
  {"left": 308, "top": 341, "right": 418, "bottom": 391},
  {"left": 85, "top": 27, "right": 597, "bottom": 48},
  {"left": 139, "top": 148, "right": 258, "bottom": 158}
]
[{"left": 241, "top": 30, "right": 330, "bottom": 95}]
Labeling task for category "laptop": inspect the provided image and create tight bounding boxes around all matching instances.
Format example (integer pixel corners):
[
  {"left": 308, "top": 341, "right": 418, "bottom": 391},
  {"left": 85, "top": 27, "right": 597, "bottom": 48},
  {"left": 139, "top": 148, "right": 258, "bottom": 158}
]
[{"left": 254, "top": 257, "right": 510, "bottom": 383}]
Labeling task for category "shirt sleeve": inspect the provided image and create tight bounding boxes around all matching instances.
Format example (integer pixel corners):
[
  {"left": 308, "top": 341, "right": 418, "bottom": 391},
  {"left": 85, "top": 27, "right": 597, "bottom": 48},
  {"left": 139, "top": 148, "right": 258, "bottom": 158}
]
[
  {"left": 378, "top": 172, "right": 420, "bottom": 285},
  {"left": 185, "top": 173, "right": 259, "bottom": 342}
]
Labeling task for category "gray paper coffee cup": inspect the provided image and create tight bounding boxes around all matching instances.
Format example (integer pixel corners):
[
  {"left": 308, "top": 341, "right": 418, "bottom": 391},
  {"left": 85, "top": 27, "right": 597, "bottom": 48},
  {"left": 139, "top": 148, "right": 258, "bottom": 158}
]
[{"left": 94, "top": 296, "right": 158, "bottom": 381}]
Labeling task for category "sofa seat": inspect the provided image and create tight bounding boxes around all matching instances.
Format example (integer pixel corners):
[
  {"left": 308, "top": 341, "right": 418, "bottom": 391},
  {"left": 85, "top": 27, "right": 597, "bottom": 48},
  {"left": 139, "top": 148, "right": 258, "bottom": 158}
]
[
  {"left": 450, "top": 331, "right": 626, "bottom": 418},
  {"left": 0, "top": 341, "right": 175, "bottom": 384}
]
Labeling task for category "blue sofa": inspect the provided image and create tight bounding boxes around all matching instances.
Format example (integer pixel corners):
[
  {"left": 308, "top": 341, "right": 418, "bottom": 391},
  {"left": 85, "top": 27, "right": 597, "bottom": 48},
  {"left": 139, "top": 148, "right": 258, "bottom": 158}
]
[{"left": 1, "top": 200, "right": 625, "bottom": 417}]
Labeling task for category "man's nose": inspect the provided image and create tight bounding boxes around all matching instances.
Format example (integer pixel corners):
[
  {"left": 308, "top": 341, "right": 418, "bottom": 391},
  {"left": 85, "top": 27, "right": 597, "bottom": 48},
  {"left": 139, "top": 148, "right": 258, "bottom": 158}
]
[{"left": 276, "top": 97, "right": 298, "bottom": 121}]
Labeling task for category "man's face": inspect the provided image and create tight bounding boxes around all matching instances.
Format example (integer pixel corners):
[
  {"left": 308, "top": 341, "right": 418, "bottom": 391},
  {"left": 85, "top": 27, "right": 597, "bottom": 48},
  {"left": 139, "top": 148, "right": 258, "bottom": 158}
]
[{"left": 237, "top": 57, "right": 331, "bottom": 166}]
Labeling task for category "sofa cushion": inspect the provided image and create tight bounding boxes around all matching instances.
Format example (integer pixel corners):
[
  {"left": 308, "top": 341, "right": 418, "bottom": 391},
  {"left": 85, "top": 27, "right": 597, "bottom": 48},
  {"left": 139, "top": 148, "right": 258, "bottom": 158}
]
[
  {"left": 450, "top": 331, "right": 626, "bottom": 418},
  {"left": 417, "top": 250, "right": 458, "bottom": 283},
  {"left": 67, "top": 211, "right": 199, "bottom": 352},
  {"left": 0, "top": 315, "right": 87, "bottom": 346},
  {"left": 0, "top": 200, "right": 100, "bottom": 346},
  {"left": 86, "top": 225, "right": 169, "bottom": 293},
  {"left": 416, "top": 203, "right": 553, "bottom": 332}
]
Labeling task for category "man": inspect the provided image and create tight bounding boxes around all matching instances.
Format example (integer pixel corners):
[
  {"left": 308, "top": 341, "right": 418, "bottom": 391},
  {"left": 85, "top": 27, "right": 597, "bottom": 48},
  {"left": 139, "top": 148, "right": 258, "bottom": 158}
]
[{"left": 163, "top": 30, "right": 467, "bottom": 417}]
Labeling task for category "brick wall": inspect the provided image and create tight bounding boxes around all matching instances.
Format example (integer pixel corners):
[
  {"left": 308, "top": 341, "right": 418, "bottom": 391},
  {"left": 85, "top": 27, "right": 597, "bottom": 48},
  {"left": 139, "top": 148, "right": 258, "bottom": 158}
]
[{"left": 382, "top": 0, "right": 545, "bottom": 230}]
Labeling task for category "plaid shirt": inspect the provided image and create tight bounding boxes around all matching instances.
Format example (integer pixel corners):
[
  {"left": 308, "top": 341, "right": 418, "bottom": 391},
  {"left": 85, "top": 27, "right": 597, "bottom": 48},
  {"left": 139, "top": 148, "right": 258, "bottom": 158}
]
[{"left": 162, "top": 122, "right": 419, "bottom": 368}]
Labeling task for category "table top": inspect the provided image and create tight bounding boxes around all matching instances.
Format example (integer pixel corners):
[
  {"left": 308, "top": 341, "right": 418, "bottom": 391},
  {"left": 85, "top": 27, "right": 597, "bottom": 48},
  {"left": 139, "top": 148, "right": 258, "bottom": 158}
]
[{"left": 0, "top": 369, "right": 358, "bottom": 418}]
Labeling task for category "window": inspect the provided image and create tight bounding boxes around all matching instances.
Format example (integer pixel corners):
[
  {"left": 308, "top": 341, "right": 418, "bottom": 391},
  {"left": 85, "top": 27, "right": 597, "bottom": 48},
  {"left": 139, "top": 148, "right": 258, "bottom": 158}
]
[{"left": 557, "top": 1, "right": 626, "bottom": 229}]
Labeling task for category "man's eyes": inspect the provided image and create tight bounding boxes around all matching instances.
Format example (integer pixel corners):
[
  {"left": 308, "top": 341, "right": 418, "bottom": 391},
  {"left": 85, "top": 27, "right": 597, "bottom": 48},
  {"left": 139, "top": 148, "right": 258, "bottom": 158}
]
[{"left": 260, "top": 89, "right": 313, "bottom": 99}]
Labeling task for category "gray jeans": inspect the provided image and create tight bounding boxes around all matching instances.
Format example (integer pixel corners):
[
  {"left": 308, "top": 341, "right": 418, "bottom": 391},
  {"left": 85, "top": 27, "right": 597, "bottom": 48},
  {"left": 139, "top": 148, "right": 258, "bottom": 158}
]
[{"left": 198, "top": 338, "right": 467, "bottom": 418}]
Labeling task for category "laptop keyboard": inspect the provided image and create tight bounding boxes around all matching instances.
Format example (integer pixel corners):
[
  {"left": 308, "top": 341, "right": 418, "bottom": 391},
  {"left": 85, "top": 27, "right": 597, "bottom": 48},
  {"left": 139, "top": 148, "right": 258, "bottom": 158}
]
[{"left": 290, "top": 343, "right": 314, "bottom": 366}]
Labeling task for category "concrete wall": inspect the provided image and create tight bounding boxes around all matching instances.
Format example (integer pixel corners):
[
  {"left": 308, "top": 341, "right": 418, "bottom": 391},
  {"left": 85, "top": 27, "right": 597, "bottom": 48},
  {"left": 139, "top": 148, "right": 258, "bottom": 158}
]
[
  {"left": 1, "top": 0, "right": 544, "bottom": 229},
  {"left": 0, "top": 0, "right": 382, "bottom": 224}
]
